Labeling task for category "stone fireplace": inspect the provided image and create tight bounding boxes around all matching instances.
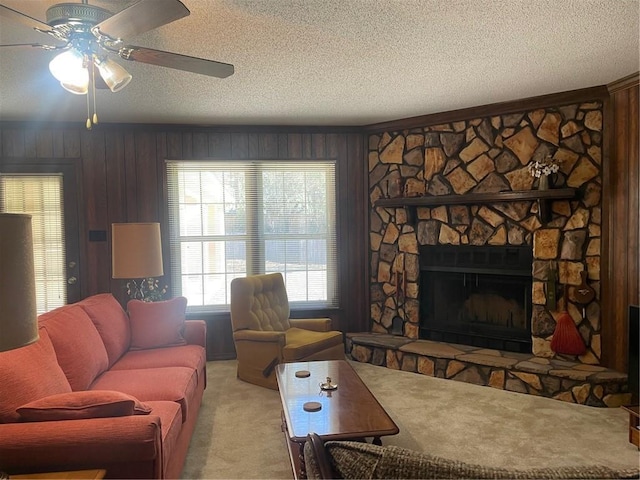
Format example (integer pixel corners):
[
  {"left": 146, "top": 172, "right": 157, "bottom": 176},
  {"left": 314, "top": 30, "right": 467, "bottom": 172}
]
[
  {"left": 419, "top": 244, "right": 532, "bottom": 353},
  {"left": 368, "top": 101, "right": 604, "bottom": 364},
  {"left": 350, "top": 100, "right": 630, "bottom": 407}
]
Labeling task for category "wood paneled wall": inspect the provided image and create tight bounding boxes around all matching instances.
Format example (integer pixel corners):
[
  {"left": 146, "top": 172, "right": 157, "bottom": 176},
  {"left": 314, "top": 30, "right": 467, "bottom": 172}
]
[
  {"left": 0, "top": 124, "right": 368, "bottom": 359},
  {"left": 602, "top": 73, "right": 640, "bottom": 372}
]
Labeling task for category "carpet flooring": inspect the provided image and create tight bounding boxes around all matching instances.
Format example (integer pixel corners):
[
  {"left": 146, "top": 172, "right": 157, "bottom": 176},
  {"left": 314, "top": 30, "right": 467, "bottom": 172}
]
[{"left": 181, "top": 360, "right": 640, "bottom": 479}]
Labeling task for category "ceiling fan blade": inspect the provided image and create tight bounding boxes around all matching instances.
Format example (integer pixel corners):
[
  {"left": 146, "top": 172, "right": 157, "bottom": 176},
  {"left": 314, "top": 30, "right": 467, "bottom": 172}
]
[
  {"left": 120, "top": 46, "right": 234, "bottom": 79},
  {"left": 0, "top": 43, "right": 62, "bottom": 50},
  {"left": 0, "top": 4, "right": 55, "bottom": 35},
  {"left": 93, "top": 0, "right": 189, "bottom": 40}
]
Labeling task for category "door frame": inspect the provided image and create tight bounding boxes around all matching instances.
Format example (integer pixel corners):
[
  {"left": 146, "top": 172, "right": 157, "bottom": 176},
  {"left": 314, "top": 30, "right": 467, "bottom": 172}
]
[{"left": 0, "top": 157, "right": 85, "bottom": 303}]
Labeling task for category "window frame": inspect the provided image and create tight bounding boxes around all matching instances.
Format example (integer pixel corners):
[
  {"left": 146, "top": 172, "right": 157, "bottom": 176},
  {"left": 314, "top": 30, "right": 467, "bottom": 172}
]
[{"left": 166, "top": 159, "right": 338, "bottom": 313}]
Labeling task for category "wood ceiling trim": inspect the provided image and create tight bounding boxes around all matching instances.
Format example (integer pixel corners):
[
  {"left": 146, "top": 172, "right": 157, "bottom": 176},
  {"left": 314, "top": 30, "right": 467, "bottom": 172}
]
[{"left": 363, "top": 85, "right": 610, "bottom": 133}]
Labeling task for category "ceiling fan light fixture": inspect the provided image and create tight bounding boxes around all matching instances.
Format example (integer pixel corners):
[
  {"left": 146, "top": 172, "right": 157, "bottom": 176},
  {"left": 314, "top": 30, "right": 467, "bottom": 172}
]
[
  {"left": 49, "top": 49, "right": 88, "bottom": 95},
  {"left": 60, "top": 80, "right": 88, "bottom": 95},
  {"left": 95, "top": 57, "right": 132, "bottom": 93},
  {"left": 4, "top": 0, "right": 234, "bottom": 129}
]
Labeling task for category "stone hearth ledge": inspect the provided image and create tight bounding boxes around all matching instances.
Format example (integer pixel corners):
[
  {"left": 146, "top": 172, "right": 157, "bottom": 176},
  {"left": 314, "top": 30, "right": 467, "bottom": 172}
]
[{"left": 346, "top": 333, "right": 629, "bottom": 408}]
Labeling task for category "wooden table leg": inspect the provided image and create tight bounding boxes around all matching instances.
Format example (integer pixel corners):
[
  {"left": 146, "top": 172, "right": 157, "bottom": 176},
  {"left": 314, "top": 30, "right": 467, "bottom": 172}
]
[
  {"left": 622, "top": 405, "right": 640, "bottom": 449},
  {"left": 628, "top": 411, "right": 640, "bottom": 448},
  {"left": 281, "top": 411, "right": 303, "bottom": 479}
]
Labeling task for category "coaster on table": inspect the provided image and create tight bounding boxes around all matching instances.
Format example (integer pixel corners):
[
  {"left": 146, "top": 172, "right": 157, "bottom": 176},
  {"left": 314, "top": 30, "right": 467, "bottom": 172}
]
[
  {"left": 303, "top": 401, "right": 322, "bottom": 412},
  {"left": 295, "top": 370, "right": 311, "bottom": 378}
]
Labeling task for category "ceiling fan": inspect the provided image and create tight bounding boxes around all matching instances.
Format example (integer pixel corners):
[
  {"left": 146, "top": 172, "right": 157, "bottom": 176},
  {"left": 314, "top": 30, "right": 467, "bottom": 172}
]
[{"left": 0, "top": 0, "right": 235, "bottom": 128}]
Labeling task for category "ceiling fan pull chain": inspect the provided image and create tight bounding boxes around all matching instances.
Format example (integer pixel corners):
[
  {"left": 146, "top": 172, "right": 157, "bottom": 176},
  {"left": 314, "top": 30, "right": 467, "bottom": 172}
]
[
  {"left": 83, "top": 57, "right": 99, "bottom": 130},
  {"left": 92, "top": 61, "right": 98, "bottom": 125},
  {"left": 85, "top": 86, "right": 91, "bottom": 130},
  {"left": 85, "top": 54, "right": 93, "bottom": 130}
]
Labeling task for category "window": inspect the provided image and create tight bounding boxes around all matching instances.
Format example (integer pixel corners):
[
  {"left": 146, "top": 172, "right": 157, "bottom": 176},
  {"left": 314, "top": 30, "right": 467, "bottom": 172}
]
[
  {"left": 167, "top": 160, "right": 338, "bottom": 311},
  {"left": 0, "top": 174, "right": 66, "bottom": 313}
]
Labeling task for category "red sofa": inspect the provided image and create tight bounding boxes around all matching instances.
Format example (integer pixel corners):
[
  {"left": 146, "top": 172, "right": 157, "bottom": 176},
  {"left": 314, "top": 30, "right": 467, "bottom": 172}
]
[{"left": 0, "top": 293, "right": 206, "bottom": 479}]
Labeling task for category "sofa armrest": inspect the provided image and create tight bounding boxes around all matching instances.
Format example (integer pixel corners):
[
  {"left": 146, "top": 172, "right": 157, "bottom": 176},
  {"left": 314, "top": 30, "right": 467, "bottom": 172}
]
[
  {"left": 233, "top": 329, "right": 286, "bottom": 344},
  {"left": 304, "top": 433, "right": 335, "bottom": 480},
  {"left": 0, "top": 415, "right": 162, "bottom": 474},
  {"left": 289, "top": 318, "right": 332, "bottom": 332},
  {"left": 184, "top": 319, "right": 206, "bottom": 347}
]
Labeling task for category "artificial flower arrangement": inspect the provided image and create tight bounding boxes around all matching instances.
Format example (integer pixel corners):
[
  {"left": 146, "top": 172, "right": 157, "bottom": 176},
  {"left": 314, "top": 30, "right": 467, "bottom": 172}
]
[
  {"left": 125, "top": 277, "right": 169, "bottom": 302},
  {"left": 527, "top": 155, "right": 561, "bottom": 178}
]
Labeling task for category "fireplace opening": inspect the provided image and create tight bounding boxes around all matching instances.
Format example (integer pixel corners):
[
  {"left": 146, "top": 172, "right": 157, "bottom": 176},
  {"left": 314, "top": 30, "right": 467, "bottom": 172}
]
[{"left": 419, "top": 245, "right": 533, "bottom": 353}]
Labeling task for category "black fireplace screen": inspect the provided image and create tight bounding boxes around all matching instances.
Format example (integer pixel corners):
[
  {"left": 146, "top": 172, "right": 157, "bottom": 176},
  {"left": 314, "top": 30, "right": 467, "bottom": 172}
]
[{"left": 419, "top": 245, "right": 532, "bottom": 353}]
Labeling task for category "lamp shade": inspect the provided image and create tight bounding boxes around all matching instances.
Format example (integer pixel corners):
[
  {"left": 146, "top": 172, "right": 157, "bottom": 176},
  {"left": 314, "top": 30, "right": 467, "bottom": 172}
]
[
  {"left": 0, "top": 213, "right": 39, "bottom": 352},
  {"left": 112, "top": 223, "right": 164, "bottom": 279},
  {"left": 49, "top": 49, "right": 89, "bottom": 95},
  {"left": 95, "top": 57, "right": 132, "bottom": 93}
]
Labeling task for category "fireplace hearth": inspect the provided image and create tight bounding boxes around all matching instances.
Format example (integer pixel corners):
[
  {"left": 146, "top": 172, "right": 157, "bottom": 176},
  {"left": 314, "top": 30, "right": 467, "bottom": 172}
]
[{"left": 419, "top": 245, "right": 533, "bottom": 353}]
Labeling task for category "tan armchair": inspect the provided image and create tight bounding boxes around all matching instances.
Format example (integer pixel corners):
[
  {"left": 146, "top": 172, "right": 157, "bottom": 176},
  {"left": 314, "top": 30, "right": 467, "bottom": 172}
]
[{"left": 230, "top": 273, "right": 344, "bottom": 389}]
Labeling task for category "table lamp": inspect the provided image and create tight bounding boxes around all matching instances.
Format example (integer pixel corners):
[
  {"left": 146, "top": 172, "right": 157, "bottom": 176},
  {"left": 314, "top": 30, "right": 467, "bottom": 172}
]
[
  {"left": 111, "top": 222, "right": 164, "bottom": 301},
  {"left": 0, "top": 213, "right": 39, "bottom": 352}
]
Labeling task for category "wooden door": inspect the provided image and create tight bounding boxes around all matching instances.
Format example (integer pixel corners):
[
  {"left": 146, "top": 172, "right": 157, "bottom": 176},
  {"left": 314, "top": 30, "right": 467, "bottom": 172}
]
[{"left": 0, "top": 160, "right": 83, "bottom": 307}]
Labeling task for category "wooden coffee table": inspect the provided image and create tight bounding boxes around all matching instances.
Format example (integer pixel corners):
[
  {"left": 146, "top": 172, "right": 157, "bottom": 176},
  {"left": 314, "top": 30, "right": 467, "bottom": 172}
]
[{"left": 276, "top": 360, "right": 399, "bottom": 479}]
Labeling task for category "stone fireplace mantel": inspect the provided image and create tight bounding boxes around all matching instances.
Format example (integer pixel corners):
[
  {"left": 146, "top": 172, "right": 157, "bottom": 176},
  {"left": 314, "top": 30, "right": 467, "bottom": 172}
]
[{"left": 374, "top": 188, "right": 577, "bottom": 224}]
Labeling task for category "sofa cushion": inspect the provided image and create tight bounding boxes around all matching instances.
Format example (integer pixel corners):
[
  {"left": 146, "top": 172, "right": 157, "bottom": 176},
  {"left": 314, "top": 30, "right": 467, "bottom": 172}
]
[
  {"left": 17, "top": 390, "right": 152, "bottom": 422},
  {"left": 127, "top": 297, "right": 188, "bottom": 350},
  {"left": 283, "top": 328, "right": 343, "bottom": 361},
  {"left": 0, "top": 328, "right": 72, "bottom": 423},
  {"left": 89, "top": 366, "right": 197, "bottom": 423},
  {"left": 110, "top": 345, "right": 206, "bottom": 385},
  {"left": 78, "top": 293, "right": 131, "bottom": 367},
  {"left": 40, "top": 304, "right": 109, "bottom": 391}
]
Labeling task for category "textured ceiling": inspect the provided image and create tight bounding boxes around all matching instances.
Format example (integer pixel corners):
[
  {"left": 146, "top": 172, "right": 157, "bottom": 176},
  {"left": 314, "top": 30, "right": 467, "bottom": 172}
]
[{"left": 0, "top": 0, "right": 638, "bottom": 126}]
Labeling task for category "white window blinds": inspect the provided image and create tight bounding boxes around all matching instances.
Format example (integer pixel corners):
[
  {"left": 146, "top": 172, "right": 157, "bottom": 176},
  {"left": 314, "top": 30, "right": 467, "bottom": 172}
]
[
  {"left": 0, "top": 174, "right": 66, "bottom": 313},
  {"left": 166, "top": 160, "right": 338, "bottom": 311}
]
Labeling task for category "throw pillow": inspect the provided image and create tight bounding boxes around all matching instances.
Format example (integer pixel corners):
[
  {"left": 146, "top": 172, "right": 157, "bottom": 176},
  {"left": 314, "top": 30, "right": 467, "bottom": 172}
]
[
  {"left": 17, "top": 390, "right": 152, "bottom": 422},
  {"left": 0, "top": 328, "right": 72, "bottom": 423},
  {"left": 128, "top": 296, "right": 188, "bottom": 350}
]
